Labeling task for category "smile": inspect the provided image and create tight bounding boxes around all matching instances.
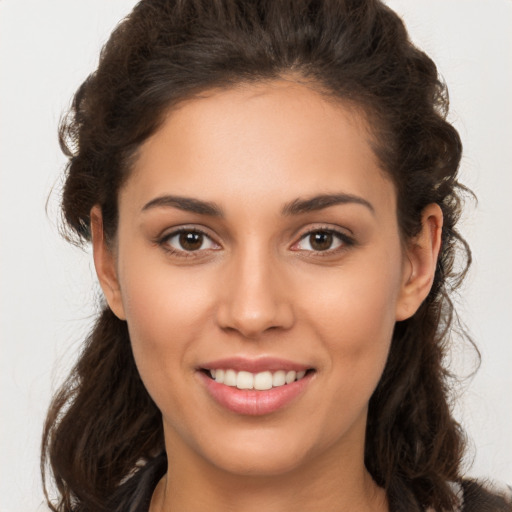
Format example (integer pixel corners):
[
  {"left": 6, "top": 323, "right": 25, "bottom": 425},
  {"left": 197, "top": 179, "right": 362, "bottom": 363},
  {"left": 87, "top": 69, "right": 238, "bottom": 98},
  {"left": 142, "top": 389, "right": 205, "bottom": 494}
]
[
  {"left": 207, "top": 369, "right": 308, "bottom": 390},
  {"left": 199, "top": 363, "right": 315, "bottom": 415}
]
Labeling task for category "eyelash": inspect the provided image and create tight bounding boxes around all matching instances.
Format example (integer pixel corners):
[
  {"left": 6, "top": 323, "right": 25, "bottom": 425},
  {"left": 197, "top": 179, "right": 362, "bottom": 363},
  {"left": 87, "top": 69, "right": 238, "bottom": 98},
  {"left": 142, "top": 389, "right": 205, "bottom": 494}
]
[
  {"left": 156, "top": 227, "right": 219, "bottom": 258},
  {"left": 155, "top": 226, "right": 355, "bottom": 258},
  {"left": 292, "top": 227, "right": 356, "bottom": 256}
]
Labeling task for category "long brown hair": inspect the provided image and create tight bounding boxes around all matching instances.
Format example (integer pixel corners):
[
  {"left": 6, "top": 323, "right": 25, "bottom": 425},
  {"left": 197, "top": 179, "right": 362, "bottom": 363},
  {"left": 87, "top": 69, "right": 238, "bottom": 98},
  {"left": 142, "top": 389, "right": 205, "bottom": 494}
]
[{"left": 43, "top": 1, "right": 472, "bottom": 510}]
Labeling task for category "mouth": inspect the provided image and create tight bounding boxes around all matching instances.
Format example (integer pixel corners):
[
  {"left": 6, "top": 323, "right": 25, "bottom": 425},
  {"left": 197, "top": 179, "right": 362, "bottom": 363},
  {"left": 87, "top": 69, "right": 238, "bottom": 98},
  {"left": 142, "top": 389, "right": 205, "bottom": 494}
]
[
  {"left": 198, "top": 359, "right": 316, "bottom": 415},
  {"left": 201, "top": 368, "right": 315, "bottom": 391}
]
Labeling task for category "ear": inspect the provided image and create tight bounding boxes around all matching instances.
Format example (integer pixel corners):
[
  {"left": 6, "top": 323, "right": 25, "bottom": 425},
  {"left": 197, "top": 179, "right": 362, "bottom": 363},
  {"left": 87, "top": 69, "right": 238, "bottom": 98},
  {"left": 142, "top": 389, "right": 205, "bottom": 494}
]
[
  {"left": 395, "top": 203, "right": 443, "bottom": 321},
  {"left": 90, "top": 206, "right": 126, "bottom": 320}
]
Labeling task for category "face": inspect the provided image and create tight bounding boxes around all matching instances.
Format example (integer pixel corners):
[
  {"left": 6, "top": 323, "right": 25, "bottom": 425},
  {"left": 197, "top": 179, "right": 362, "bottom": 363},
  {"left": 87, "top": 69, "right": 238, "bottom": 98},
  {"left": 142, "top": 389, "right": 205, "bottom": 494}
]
[{"left": 94, "top": 80, "right": 437, "bottom": 480}]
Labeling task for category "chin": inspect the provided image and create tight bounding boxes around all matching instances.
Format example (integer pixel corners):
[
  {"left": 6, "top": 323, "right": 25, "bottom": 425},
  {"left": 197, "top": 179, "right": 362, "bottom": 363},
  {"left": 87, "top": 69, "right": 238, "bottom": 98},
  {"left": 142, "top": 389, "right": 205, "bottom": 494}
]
[
  {"left": 193, "top": 421, "right": 348, "bottom": 479},
  {"left": 211, "top": 445, "right": 311, "bottom": 478}
]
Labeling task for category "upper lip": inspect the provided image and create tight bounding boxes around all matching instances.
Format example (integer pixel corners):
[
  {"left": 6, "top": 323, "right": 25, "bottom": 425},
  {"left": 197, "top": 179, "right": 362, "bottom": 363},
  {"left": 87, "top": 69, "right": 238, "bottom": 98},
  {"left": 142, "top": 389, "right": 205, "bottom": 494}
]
[{"left": 199, "top": 356, "right": 312, "bottom": 373}]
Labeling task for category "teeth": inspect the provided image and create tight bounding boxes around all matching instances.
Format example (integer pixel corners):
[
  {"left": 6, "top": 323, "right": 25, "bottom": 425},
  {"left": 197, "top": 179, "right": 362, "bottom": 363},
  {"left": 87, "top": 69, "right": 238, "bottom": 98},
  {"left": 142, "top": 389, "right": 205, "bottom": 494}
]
[
  {"left": 224, "top": 369, "right": 237, "bottom": 386},
  {"left": 236, "top": 371, "right": 254, "bottom": 390},
  {"left": 272, "top": 370, "right": 286, "bottom": 387},
  {"left": 214, "top": 369, "right": 225, "bottom": 383},
  {"left": 254, "top": 371, "right": 273, "bottom": 390},
  {"left": 208, "top": 368, "right": 309, "bottom": 390},
  {"left": 285, "top": 370, "right": 297, "bottom": 384}
]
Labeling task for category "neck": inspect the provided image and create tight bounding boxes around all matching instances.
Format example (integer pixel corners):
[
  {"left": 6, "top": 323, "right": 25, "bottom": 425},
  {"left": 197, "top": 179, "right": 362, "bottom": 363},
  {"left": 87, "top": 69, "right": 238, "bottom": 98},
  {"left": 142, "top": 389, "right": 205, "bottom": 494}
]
[{"left": 150, "top": 434, "right": 388, "bottom": 512}]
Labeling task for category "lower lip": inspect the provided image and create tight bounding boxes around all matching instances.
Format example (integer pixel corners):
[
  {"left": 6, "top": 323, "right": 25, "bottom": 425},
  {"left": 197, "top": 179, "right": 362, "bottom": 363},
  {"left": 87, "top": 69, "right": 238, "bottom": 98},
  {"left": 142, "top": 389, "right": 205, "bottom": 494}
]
[{"left": 198, "top": 371, "right": 313, "bottom": 416}]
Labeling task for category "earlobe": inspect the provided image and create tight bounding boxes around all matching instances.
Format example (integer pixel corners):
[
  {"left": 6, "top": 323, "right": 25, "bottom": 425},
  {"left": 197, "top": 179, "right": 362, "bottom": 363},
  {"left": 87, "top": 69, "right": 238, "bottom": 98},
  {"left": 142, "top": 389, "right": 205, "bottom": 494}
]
[
  {"left": 90, "top": 206, "right": 126, "bottom": 320},
  {"left": 395, "top": 203, "right": 443, "bottom": 321}
]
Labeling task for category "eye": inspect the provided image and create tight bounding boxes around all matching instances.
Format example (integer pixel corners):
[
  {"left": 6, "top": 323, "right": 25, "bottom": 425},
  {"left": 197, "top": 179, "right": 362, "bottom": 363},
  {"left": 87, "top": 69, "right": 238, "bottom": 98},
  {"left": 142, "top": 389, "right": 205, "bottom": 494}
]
[
  {"left": 161, "top": 229, "right": 219, "bottom": 254},
  {"left": 293, "top": 229, "right": 352, "bottom": 253}
]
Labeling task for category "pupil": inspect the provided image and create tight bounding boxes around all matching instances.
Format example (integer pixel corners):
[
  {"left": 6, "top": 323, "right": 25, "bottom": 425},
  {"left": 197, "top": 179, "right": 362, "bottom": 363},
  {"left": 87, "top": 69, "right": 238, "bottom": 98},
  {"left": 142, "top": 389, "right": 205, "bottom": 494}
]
[
  {"left": 310, "top": 231, "right": 332, "bottom": 251},
  {"left": 179, "top": 232, "right": 203, "bottom": 251}
]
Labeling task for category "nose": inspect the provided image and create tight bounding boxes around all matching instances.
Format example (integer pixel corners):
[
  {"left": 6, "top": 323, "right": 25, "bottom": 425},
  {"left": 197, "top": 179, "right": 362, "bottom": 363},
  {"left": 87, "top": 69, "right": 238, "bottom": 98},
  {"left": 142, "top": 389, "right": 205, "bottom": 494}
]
[{"left": 215, "top": 245, "right": 295, "bottom": 339}]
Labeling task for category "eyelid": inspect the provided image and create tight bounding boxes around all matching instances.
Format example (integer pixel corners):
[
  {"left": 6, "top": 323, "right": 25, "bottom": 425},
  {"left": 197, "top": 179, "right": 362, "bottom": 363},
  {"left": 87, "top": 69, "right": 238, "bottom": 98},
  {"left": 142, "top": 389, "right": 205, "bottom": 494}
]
[
  {"left": 156, "top": 225, "right": 221, "bottom": 256},
  {"left": 290, "top": 225, "right": 356, "bottom": 254},
  {"left": 153, "top": 223, "right": 355, "bottom": 257}
]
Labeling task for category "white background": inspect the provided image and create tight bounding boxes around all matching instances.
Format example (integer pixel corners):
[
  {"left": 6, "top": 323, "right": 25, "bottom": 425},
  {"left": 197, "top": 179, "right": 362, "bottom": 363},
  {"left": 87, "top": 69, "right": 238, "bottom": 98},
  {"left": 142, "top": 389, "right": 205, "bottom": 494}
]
[{"left": 1, "top": 1, "right": 511, "bottom": 511}]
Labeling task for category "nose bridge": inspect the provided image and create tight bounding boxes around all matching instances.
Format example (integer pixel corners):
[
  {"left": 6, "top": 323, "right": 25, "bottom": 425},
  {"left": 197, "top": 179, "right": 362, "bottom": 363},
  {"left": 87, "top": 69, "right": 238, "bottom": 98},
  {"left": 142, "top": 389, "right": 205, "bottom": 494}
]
[{"left": 216, "top": 238, "right": 293, "bottom": 337}]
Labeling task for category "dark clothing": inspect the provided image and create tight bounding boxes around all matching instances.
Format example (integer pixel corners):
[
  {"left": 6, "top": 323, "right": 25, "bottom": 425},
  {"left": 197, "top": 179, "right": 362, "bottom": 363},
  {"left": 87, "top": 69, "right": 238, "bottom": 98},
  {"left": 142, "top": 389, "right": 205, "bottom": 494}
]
[{"left": 105, "top": 454, "right": 167, "bottom": 512}]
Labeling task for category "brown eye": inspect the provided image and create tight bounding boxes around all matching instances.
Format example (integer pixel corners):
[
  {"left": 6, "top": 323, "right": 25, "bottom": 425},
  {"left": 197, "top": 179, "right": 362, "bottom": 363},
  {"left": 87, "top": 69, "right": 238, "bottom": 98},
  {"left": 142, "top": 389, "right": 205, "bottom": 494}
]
[
  {"left": 309, "top": 231, "right": 333, "bottom": 251},
  {"left": 162, "top": 229, "right": 219, "bottom": 254},
  {"left": 294, "top": 229, "right": 348, "bottom": 253},
  {"left": 179, "top": 231, "right": 204, "bottom": 251}
]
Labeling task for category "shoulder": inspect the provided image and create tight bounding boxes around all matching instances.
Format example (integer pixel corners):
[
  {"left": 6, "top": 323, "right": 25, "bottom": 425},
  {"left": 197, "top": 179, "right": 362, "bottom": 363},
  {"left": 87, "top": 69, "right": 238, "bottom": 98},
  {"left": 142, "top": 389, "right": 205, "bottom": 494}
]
[{"left": 460, "top": 479, "right": 512, "bottom": 511}]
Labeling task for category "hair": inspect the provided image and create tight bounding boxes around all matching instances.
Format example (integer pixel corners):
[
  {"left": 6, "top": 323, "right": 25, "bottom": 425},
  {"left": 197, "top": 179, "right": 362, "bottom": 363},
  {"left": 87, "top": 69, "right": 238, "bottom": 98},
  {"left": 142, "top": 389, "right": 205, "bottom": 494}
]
[{"left": 42, "top": 1, "right": 473, "bottom": 510}]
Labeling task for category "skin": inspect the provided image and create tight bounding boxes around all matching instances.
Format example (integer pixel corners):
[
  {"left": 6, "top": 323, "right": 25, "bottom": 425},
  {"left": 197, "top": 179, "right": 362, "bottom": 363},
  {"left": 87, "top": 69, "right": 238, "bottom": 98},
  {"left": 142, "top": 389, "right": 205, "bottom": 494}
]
[{"left": 91, "top": 80, "right": 442, "bottom": 512}]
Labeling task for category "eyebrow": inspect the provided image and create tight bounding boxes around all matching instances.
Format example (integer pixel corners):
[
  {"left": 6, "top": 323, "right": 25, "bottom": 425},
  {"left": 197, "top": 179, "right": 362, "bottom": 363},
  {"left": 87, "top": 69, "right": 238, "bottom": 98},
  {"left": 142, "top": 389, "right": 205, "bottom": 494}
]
[
  {"left": 141, "top": 192, "right": 375, "bottom": 217},
  {"left": 282, "top": 193, "right": 375, "bottom": 216},
  {"left": 142, "top": 195, "right": 224, "bottom": 216}
]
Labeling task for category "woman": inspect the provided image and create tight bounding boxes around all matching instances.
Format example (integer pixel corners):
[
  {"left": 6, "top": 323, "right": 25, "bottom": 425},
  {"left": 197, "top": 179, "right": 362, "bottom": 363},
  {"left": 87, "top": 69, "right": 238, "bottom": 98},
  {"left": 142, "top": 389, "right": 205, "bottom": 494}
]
[{"left": 41, "top": 0, "right": 511, "bottom": 511}]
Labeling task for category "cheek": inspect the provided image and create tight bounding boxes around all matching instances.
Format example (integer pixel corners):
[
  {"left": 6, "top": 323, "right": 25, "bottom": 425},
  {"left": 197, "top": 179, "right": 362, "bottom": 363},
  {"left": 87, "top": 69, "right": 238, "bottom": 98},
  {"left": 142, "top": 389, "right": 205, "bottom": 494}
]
[
  {"left": 302, "top": 251, "right": 403, "bottom": 389},
  {"left": 120, "top": 244, "right": 212, "bottom": 332},
  {"left": 321, "top": 286, "right": 395, "bottom": 390},
  {"left": 304, "top": 251, "right": 402, "bottom": 340},
  {"left": 117, "top": 250, "right": 215, "bottom": 394}
]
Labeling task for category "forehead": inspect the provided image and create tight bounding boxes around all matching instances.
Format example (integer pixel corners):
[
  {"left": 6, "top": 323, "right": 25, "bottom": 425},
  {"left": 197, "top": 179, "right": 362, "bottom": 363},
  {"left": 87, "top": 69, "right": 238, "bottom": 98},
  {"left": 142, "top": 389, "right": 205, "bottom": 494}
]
[{"left": 123, "top": 80, "right": 396, "bottom": 218}]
